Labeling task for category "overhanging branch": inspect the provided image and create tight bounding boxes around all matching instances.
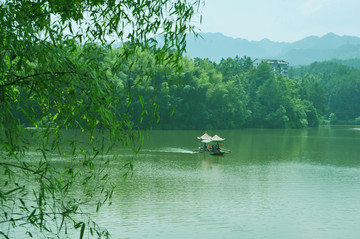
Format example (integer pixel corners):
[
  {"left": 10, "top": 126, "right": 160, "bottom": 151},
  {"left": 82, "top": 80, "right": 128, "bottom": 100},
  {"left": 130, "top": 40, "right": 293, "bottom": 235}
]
[{"left": 0, "top": 71, "right": 77, "bottom": 89}]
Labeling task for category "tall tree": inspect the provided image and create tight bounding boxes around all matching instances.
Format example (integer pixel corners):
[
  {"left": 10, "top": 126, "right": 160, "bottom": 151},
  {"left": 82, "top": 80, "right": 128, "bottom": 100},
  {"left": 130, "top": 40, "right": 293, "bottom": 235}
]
[
  {"left": 247, "top": 62, "right": 275, "bottom": 126},
  {"left": 0, "top": 0, "right": 200, "bottom": 238},
  {"left": 292, "top": 61, "right": 360, "bottom": 122}
]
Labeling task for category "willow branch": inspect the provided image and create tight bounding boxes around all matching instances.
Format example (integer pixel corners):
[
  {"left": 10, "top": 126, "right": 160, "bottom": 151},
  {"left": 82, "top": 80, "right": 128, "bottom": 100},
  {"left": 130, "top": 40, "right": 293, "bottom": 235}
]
[
  {"left": 0, "top": 162, "right": 51, "bottom": 182},
  {"left": 0, "top": 71, "right": 77, "bottom": 89}
]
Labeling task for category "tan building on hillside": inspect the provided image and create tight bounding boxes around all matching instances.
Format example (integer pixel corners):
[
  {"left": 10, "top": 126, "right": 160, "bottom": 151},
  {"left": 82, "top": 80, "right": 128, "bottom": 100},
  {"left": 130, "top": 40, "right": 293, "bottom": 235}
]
[{"left": 263, "top": 59, "right": 289, "bottom": 77}]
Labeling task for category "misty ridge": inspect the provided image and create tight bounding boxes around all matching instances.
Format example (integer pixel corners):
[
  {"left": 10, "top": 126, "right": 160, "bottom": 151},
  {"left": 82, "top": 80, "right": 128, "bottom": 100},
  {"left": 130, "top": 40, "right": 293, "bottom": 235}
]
[{"left": 185, "top": 32, "right": 360, "bottom": 65}]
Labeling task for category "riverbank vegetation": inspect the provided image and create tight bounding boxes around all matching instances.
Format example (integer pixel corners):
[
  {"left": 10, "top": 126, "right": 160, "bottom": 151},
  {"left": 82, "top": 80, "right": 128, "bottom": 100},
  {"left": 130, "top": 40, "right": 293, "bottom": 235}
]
[
  {"left": 45, "top": 47, "right": 357, "bottom": 130},
  {"left": 10, "top": 44, "right": 360, "bottom": 130},
  {"left": 289, "top": 61, "right": 360, "bottom": 125},
  {"left": 151, "top": 56, "right": 360, "bottom": 129}
]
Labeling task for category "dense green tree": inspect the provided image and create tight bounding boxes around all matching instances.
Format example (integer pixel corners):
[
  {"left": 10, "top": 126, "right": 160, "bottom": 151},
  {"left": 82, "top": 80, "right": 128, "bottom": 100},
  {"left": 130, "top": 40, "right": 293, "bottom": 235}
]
[
  {"left": 255, "top": 74, "right": 288, "bottom": 128},
  {"left": 144, "top": 57, "right": 329, "bottom": 130},
  {"left": 247, "top": 62, "right": 275, "bottom": 126},
  {"left": 329, "top": 72, "right": 360, "bottom": 120},
  {"left": 291, "top": 61, "right": 360, "bottom": 122},
  {"left": 223, "top": 75, "right": 250, "bottom": 128},
  {"left": 308, "top": 81, "right": 327, "bottom": 115},
  {"left": 216, "top": 56, "right": 252, "bottom": 82},
  {"left": 141, "top": 57, "right": 359, "bottom": 129},
  {"left": 101, "top": 55, "right": 357, "bottom": 129}
]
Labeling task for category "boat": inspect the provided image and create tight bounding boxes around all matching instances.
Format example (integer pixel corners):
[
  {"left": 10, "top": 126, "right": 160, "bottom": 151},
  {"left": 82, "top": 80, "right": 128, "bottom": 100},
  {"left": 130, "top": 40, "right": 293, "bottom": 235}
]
[{"left": 197, "top": 132, "right": 229, "bottom": 155}]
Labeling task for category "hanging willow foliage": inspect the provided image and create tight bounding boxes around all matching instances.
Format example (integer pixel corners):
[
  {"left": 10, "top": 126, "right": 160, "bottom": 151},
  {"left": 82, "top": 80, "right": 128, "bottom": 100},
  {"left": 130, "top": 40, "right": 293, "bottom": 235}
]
[{"left": 0, "top": 0, "right": 201, "bottom": 238}]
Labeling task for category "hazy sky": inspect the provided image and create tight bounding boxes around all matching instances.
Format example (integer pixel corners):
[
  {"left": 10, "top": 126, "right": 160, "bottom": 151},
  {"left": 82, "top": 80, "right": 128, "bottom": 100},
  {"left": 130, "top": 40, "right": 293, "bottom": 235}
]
[{"left": 196, "top": 0, "right": 360, "bottom": 42}]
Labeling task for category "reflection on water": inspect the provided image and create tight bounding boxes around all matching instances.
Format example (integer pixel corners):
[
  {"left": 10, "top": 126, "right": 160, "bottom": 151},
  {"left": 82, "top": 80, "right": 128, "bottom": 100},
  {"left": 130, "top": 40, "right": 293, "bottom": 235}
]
[{"left": 2, "top": 126, "right": 360, "bottom": 238}]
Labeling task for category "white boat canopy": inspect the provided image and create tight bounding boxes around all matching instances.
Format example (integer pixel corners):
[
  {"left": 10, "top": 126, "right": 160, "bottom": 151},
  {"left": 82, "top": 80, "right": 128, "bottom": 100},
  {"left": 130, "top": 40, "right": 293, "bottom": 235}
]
[
  {"left": 201, "top": 139, "right": 212, "bottom": 143},
  {"left": 197, "top": 132, "right": 225, "bottom": 141},
  {"left": 197, "top": 132, "right": 212, "bottom": 140},
  {"left": 211, "top": 134, "right": 225, "bottom": 141}
]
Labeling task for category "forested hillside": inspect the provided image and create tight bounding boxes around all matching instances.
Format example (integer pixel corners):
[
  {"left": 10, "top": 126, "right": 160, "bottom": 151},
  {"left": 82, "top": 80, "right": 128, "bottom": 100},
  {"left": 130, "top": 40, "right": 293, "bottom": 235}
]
[
  {"left": 13, "top": 44, "right": 359, "bottom": 129},
  {"left": 289, "top": 61, "right": 360, "bottom": 124},
  {"left": 126, "top": 53, "right": 360, "bottom": 129}
]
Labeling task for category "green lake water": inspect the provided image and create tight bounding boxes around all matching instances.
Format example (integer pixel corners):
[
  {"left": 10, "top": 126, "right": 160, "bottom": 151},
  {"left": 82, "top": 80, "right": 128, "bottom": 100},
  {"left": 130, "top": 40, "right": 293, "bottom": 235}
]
[
  {"left": 94, "top": 126, "right": 360, "bottom": 238},
  {"left": 2, "top": 126, "right": 360, "bottom": 238}
]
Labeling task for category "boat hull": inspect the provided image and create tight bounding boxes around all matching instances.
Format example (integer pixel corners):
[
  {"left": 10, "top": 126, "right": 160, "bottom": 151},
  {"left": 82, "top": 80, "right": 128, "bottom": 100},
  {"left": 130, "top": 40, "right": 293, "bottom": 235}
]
[
  {"left": 198, "top": 148, "right": 226, "bottom": 156},
  {"left": 210, "top": 151, "right": 225, "bottom": 156}
]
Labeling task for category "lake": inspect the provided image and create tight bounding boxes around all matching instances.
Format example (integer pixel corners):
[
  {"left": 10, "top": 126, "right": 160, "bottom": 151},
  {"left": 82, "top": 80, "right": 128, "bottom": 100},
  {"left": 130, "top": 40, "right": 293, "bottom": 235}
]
[
  {"left": 94, "top": 126, "right": 360, "bottom": 238},
  {"left": 2, "top": 126, "right": 360, "bottom": 238}
]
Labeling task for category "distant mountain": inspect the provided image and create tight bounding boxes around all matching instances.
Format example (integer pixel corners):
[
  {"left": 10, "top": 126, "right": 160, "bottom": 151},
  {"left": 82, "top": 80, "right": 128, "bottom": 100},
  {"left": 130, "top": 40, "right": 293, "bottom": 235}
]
[{"left": 185, "top": 32, "right": 360, "bottom": 65}]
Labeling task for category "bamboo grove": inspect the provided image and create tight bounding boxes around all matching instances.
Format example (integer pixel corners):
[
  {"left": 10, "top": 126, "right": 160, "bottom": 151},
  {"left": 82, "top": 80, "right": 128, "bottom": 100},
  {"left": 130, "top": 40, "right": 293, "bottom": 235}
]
[
  {"left": 9, "top": 45, "right": 360, "bottom": 131},
  {"left": 55, "top": 46, "right": 358, "bottom": 130}
]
